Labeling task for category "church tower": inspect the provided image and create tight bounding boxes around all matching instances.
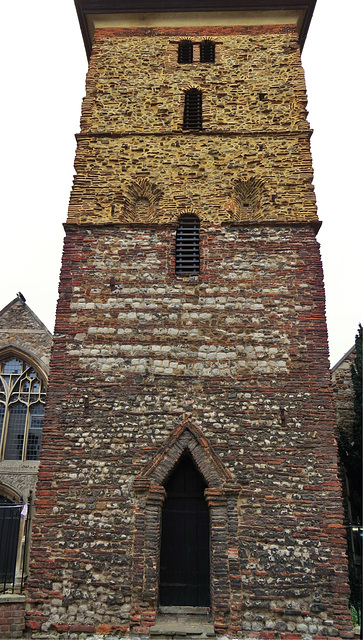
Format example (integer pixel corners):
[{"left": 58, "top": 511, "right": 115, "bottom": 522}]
[{"left": 27, "top": 1, "right": 352, "bottom": 638}]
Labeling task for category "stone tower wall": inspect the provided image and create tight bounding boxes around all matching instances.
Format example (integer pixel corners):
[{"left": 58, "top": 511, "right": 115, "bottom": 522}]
[
  {"left": 68, "top": 26, "right": 317, "bottom": 227},
  {"left": 27, "top": 24, "right": 352, "bottom": 639}
]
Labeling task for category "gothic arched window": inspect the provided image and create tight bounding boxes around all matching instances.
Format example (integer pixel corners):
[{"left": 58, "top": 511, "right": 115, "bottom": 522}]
[
  {"left": 200, "top": 40, "right": 215, "bottom": 63},
  {"left": 183, "top": 89, "right": 203, "bottom": 130},
  {"left": 178, "top": 40, "right": 193, "bottom": 64},
  {"left": 175, "top": 215, "right": 200, "bottom": 275},
  {"left": 0, "top": 357, "right": 46, "bottom": 461}
]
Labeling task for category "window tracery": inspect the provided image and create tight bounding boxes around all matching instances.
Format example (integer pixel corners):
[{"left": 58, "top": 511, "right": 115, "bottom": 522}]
[{"left": 0, "top": 357, "right": 46, "bottom": 461}]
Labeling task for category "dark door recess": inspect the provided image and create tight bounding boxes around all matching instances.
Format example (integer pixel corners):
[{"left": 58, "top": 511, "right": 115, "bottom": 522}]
[
  {"left": 159, "top": 455, "right": 210, "bottom": 606},
  {"left": 0, "top": 496, "right": 21, "bottom": 584}
]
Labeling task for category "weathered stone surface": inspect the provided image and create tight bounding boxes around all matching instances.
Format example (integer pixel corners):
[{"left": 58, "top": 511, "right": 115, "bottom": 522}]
[
  {"left": 0, "top": 461, "right": 40, "bottom": 498},
  {"left": 26, "top": 22, "right": 351, "bottom": 640},
  {"left": 67, "top": 26, "right": 317, "bottom": 227},
  {"left": 331, "top": 346, "right": 356, "bottom": 438},
  {"left": 27, "top": 225, "right": 351, "bottom": 637},
  {"left": 0, "top": 297, "right": 52, "bottom": 372}
]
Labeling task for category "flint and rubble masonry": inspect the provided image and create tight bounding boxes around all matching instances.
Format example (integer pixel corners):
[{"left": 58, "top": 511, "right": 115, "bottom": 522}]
[{"left": 27, "top": 25, "right": 352, "bottom": 639}]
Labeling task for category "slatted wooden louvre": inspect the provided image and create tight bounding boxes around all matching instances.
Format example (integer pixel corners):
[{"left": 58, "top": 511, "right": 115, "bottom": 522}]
[
  {"left": 175, "top": 216, "right": 200, "bottom": 274},
  {"left": 200, "top": 40, "right": 215, "bottom": 62},
  {"left": 183, "top": 89, "right": 202, "bottom": 130},
  {"left": 178, "top": 40, "right": 193, "bottom": 63}
]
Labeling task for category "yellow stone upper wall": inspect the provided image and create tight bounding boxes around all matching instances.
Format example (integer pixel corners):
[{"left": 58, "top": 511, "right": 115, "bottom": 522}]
[
  {"left": 68, "top": 26, "right": 318, "bottom": 226},
  {"left": 80, "top": 30, "right": 309, "bottom": 135},
  {"left": 69, "top": 134, "right": 316, "bottom": 225}
]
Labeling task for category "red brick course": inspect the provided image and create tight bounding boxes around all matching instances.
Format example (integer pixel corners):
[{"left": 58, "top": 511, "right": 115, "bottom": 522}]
[
  {"left": 0, "top": 601, "right": 25, "bottom": 638},
  {"left": 27, "top": 224, "right": 352, "bottom": 637},
  {"left": 26, "top": 19, "right": 352, "bottom": 640},
  {"left": 94, "top": 24, "right": 298, "bottom": 39}
]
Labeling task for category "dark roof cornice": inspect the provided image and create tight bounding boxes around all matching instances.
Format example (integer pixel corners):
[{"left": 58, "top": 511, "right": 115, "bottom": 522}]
[{"left": 74, "top": 0, "right": 316, "bottom": 58}]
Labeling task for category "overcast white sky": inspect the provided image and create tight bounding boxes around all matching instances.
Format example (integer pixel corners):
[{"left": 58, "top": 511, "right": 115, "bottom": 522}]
[{"left": 0, "top": 0, "right": 362, "bottom": 365}]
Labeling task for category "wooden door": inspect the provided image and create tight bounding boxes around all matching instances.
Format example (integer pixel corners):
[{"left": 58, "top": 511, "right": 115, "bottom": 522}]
[{"left": 159, "top": 455, "right": 210, "bottom": 606}]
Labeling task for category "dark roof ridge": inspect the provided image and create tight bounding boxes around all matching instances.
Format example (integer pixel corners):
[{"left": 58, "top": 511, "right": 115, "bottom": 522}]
[{"left": 74, "top": 0, "right": 316, "bottom": 58}]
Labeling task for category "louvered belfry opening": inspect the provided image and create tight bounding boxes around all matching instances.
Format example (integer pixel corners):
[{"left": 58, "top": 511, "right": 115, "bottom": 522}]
[
  {"left": 175, "top": 215, "right": 200, "bottom": 275},
  {"left": 200, "top": 39, "right": 215, "bottom": 62},
  {"left": 178, "top": 40, "right": 193, "bottom": 63},
  {"left": 183, "top": 89, "right": 202, "bottom": 130}
]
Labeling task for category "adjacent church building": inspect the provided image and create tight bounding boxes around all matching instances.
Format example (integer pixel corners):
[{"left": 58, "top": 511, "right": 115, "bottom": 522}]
[
  {"left": 22, "top": 0, "right": 354, "bottom": 638},
  {"left": 0, "top": 294, "right": 52, "bottom": 637}
]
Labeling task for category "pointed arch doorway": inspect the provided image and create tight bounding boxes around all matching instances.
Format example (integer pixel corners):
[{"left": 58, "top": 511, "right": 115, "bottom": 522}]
[
  {"left": 131, "top": 419, "right": 240, "bottom": 628},
  {"left": 159, "top": 454, "right": 210, "bottom": 606}
]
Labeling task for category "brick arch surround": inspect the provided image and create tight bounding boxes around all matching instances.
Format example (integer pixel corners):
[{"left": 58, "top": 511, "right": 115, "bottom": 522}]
[{"left": 131, "top": 418, "right": 241, "bottom": 634}]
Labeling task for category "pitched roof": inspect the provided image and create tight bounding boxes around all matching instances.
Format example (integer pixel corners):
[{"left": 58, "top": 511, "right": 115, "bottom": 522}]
[
  {"left": 331, "top": 344, "right": 356, "bottom": 373},
  {"left": 0, "top": 296, "right": 52, "bottom": 338}
]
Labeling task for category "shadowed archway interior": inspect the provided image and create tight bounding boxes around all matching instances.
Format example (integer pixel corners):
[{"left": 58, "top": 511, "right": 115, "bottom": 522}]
[{"left": 159, "top": 454, "right": 210, "bottom": 607}]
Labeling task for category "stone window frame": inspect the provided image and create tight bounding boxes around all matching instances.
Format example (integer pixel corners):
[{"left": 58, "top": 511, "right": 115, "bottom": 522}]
[
  {"left": 131, "top": 418, "right": 241, "bottom": 627},
  {"left": 0, "top": 348, "right": 47, "bottom": 462}
]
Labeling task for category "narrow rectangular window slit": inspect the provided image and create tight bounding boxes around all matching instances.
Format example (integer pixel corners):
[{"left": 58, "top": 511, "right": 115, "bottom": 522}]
[{"left": 175, "top": 216, "right": 200, "bottom": 274}]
